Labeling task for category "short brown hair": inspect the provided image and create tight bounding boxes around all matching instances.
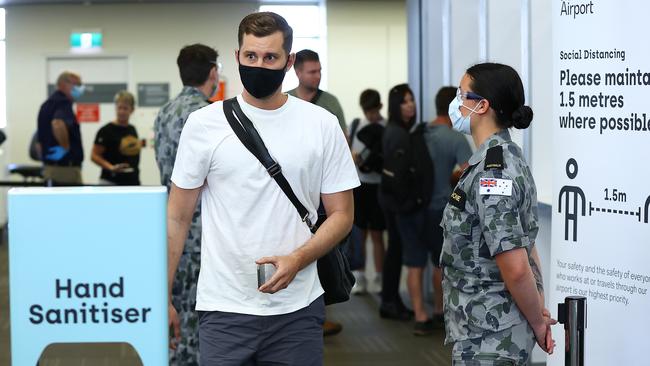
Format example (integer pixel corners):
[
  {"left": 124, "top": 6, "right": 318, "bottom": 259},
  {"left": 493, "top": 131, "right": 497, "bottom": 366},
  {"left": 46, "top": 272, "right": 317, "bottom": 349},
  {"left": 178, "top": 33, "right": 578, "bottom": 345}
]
[
  {"left": 294, "top": 49, "right": 319, "bottom": 70},
  {"left": 177, "top": 44, "right": 218, "bottom": 87},
  {"left": 359, "top": 89, "right": 381, "bottom": 111},
  {"left": 56, "top": 71, "right": 81, "bottom": 86},
  {"left": 238, "top": 12, "right": 293, "bottom": 55},
  {"left": 435, "top": 86, "right": 456, "bottom": 116}
]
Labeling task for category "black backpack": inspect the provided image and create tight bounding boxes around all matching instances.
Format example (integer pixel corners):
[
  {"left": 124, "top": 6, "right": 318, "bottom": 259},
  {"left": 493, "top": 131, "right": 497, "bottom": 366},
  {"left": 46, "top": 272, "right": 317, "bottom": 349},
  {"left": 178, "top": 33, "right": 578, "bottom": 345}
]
[
  {"left": 381, "top": 122, "right": 434, "bottom": 214},
  {"left": 349, "top": 119, "right": 384, "bottom": 174}
]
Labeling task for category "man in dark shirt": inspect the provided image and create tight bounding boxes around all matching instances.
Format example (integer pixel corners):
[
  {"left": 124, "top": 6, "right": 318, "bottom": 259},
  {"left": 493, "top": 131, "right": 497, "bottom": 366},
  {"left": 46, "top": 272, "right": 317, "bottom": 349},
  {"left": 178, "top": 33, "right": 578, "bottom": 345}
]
[{"left": 37, "top": 71, "right": 85, "bottom": 184}]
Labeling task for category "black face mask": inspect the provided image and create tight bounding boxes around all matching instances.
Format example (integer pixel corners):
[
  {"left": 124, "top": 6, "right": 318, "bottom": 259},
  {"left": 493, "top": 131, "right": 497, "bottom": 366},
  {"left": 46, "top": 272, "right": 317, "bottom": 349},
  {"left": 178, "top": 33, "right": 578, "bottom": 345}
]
[{"left": 238, "top": 62, "right": 287, "bottom": 99}]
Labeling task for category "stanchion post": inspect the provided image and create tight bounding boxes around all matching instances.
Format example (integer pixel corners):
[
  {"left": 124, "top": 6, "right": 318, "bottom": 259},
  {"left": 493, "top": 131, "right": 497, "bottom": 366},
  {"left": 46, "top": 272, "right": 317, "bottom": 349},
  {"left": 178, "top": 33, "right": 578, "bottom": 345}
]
[{"left": 557, "top": 296, "right": 587, "bottom": 366}]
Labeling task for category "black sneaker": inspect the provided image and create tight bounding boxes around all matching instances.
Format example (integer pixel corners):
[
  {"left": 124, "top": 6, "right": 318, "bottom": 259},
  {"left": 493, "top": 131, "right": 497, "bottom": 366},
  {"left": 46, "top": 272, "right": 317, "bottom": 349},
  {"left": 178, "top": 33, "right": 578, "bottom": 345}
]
[
  {"left": 431, "top": 313, "right": 445, "bottom": 329},
  {"left": 379, "top": 302, "right": 413, "bottom": 321},
  {"left": 397, "top": 301, "right": 416, "bottom": 318},
  {"left": 413, "top": 319, "right": 434, "bottom": 336}
]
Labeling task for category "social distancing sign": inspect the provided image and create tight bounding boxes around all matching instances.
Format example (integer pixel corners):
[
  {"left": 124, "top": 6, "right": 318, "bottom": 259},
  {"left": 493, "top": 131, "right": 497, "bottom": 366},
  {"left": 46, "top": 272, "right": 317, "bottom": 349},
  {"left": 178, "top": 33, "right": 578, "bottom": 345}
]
[{"left": 551, "top": 1, "right": 650, "bottom": 364}]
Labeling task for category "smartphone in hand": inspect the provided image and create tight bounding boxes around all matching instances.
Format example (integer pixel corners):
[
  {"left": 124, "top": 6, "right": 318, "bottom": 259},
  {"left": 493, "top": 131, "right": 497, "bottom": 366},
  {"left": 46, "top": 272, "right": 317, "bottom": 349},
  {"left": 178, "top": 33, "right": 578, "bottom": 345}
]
[{"left": 257, "top": 263, "right": 276, "bottom": 288}]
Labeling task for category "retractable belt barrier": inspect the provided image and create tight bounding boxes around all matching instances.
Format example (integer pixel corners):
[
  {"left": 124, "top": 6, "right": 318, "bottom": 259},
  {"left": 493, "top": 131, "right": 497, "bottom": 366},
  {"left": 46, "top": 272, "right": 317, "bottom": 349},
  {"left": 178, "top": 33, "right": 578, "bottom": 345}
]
[{"left": 558, "top": 296, "right": 587, "bottom": 366}]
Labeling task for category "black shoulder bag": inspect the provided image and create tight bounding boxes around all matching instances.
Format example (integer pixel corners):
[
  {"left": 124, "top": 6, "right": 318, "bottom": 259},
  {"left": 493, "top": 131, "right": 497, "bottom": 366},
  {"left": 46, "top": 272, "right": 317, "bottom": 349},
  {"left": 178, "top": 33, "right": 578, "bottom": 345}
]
[{"left": 222, "top": 97, "right": 355, "bottom": 306}]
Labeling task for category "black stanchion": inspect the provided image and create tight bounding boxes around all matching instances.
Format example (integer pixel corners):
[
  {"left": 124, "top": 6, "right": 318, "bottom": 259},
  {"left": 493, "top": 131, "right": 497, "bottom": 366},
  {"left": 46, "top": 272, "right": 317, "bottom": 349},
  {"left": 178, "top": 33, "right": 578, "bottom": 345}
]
[{"left": 557, "top": 296, "right": 587, "bottom": 366}]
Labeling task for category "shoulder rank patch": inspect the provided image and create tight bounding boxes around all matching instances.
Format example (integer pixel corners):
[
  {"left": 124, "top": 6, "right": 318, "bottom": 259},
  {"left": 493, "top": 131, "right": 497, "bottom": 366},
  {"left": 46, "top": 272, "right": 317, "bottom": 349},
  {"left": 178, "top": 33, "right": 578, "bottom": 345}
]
[
  {"left": 449, "top": 187, "right": 466, "bottom": 210},
  {"left": 484, "top": 145, "right": 504, "bottom": 170},
  {"left": 479, "top": 178, "right": 512, "bottom": 196}
]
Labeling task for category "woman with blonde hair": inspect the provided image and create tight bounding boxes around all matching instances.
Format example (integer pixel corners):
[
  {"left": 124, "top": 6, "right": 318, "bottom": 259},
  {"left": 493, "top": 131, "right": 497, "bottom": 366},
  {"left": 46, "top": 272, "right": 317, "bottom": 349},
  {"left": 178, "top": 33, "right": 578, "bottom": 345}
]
[{"left": 91, "top": 90, "right": 141, "bottom": 185}]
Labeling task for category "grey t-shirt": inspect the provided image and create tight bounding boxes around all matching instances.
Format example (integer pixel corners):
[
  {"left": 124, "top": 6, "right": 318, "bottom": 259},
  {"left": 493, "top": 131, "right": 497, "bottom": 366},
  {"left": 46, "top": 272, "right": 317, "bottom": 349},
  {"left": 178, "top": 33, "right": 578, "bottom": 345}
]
[{"left": 425, "top": 124, "right": 472, "bottom": 210}]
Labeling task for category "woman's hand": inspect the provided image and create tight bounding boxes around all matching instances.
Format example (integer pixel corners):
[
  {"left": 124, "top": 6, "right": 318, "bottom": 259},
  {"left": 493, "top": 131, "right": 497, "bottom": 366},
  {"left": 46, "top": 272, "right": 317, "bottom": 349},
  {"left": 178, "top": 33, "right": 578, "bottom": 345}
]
[
  {"left": 533, "top": 308, "right": 557, "bottom": 354},
  {"left": 110, "top": 163, "right": 131, "bottom": 173}
]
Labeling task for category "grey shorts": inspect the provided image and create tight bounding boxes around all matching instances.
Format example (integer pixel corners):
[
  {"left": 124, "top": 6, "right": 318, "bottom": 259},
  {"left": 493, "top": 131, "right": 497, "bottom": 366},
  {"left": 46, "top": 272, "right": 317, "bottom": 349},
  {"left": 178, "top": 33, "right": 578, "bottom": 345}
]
[{"left": 198, "top": 296, "right": 325, "bottom": 366}]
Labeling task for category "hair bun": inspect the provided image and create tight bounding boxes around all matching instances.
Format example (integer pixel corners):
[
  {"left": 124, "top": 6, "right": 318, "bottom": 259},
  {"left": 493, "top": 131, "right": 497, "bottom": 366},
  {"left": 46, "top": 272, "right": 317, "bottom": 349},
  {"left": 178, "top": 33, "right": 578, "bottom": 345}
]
[{"left": 512, "top": 105, "right": 533, "bottom": 129}]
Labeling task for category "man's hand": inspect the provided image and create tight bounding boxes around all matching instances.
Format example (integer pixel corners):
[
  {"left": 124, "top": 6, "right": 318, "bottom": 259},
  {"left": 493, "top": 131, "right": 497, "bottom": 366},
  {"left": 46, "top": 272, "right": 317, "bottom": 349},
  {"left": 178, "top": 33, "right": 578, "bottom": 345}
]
[
  {"left": 168, "top": 302, "right": 181, "bottom": 350},
  {"left": 46, "top": 146, "right": 68, "bottom": 161},
  {"left": 256, "top": 254, "right": 302, "bottom": 294}
]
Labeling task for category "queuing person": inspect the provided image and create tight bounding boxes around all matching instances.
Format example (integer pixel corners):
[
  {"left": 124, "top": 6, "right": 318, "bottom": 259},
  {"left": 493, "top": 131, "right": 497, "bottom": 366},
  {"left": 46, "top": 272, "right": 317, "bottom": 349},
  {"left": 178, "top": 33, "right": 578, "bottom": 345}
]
[
  {"left": 288, "top": 49, "right": 347, "bottom": 134},
  {"left": 349, "top": 89, "right": 386, "bottom": 294},
  {"left": 154, "top": 43, "right": 219, "bottom": 366},
  {"left": 377, "top": 84, "right": 420, "bottom": 322},
  {"left": 441, "top": 63, "right": 556, "bottom": 364},
  {"left": 382, "top": 84, "right": 438, "bottom": 335},
  {"left": 401, "top": 86, "right": 473, "bottom": 334},
  {"left": 91, "top": 91, "right": 141, "bottom": 185},
  {"left": 37, "top": 71, "right": 84, "bottom": 185},
  {"left": 167, "top": 12, "right": 358, "bottom": 364},
  {"left": 288, "top": 48, "right": 348, "bottom": 336}
]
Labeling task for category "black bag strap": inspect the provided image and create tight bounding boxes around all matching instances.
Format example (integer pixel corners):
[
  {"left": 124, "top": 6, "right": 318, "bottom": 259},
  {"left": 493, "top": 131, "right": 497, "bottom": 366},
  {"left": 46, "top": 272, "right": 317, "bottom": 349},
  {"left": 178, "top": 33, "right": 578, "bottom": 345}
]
[
  {"left": 223, "top": 97, "right": 315, "bottom": 230},
  {"left": 348, "top": 118, "right": 360, "bottom": 147}
]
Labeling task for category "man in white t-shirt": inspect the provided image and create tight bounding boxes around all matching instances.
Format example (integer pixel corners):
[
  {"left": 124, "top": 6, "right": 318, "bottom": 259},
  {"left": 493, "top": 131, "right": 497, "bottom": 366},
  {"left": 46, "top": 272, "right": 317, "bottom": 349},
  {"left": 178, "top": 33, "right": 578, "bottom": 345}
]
[{"left": 167, "top": 11, "right": 359, "bottom": 365}]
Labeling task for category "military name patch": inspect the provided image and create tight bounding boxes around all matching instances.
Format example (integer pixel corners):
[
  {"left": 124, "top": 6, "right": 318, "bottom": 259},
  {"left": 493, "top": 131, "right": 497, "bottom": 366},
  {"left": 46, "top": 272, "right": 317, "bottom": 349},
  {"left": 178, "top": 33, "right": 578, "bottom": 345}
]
[
  {"left": 479, "top": 178, "right": 512, "bottom": 196},
  {"left": 449, "top": 187, "right": 466, "bottom": 210}
]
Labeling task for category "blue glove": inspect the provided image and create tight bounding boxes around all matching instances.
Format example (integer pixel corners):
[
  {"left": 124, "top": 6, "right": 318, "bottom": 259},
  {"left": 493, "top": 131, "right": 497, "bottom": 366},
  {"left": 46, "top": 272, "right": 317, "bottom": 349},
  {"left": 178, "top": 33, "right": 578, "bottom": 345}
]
[{"left": 46, "top": 146, "right": 68, "bottom": 161}]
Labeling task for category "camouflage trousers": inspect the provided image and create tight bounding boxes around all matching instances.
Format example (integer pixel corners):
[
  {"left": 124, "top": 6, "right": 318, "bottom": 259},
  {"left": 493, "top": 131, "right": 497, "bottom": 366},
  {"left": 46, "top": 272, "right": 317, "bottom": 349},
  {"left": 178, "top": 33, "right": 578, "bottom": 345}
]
[
  {"left": 169, "top": 251, "right": 202, "bottom": 366},
  {"left": 451, "top": 321, "right": 535, "bottom": 366}
]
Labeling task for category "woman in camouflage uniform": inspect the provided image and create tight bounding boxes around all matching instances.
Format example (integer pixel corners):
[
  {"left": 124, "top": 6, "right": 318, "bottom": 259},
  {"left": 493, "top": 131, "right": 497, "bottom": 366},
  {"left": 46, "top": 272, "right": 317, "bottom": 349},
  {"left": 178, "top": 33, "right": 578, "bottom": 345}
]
[{"left": 441, "top": 63, "right": 556, "bottom": 365}]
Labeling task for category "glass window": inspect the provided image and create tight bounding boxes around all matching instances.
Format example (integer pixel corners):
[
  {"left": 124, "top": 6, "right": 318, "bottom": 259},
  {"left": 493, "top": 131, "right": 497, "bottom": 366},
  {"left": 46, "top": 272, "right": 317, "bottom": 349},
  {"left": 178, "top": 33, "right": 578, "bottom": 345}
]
[{"left": 259, "top": 3, "right": 327, "bottom": 91}]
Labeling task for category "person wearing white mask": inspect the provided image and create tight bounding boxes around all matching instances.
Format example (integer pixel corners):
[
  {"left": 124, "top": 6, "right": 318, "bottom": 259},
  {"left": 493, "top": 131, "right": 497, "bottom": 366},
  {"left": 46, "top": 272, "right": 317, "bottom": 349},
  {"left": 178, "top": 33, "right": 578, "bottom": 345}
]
[{"left": 441, "top": 63, "right": 556, "bottom": 364}]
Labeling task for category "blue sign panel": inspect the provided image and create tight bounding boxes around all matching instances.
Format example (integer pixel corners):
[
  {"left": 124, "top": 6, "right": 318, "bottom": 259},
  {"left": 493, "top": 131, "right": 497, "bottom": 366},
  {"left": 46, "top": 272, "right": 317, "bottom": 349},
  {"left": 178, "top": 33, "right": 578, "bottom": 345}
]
[{"left": 8, "top": 186, "right": 168, "bottom": 365}]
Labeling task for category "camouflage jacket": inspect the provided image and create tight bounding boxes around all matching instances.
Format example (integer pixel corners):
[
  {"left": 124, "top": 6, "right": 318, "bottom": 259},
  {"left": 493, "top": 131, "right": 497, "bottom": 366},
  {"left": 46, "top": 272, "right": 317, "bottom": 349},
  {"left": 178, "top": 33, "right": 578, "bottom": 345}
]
[
  {"left": 154, "top": 86, "right": 208, "bottom": 254},
  {"left": 154, "top": 86, "right": 209, "bottom": 188},
  {"left": 440, "top": 129, "right": 539, "bottom": 343}
]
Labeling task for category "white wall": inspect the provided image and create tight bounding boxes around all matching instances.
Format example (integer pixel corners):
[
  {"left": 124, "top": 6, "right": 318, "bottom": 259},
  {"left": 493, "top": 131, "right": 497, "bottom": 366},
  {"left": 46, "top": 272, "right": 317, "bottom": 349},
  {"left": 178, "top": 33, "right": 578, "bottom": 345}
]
[
  {"left": 5, "top": 2, "right": 256, "bottom": 185},
  {"left": 327, "top": 1, "right": 408, "bottom": 126},
  {"left": 530, "top": 0, "right": 553, "bottom": 205}
]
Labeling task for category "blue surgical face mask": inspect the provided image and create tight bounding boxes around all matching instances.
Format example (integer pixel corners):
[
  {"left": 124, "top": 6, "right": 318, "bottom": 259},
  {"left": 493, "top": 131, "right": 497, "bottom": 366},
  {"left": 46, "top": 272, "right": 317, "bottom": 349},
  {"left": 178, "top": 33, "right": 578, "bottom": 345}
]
[
  {"left": 448, "top": 95, "right": 482, "bottom": 135},
  {"left": 71, "top": 85, "right": 85, "bottom": 100}
]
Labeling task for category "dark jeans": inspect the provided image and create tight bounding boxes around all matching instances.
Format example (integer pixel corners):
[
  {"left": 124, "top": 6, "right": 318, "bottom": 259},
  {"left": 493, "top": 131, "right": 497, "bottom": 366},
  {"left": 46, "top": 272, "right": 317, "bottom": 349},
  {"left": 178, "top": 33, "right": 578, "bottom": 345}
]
[{"left": 378, "top": 192, "right": 404, "bottom": 305}]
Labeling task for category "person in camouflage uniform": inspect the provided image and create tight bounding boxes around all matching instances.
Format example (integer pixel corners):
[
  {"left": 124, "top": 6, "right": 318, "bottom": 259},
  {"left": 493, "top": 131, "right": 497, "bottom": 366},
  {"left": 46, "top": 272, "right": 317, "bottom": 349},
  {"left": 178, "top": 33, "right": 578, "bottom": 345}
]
[
  {"left": 154, "top": 43, "right": 218, "bottom": 366},
  {"left": 441, "top": 63, "right": 556, "bottom": 365}
]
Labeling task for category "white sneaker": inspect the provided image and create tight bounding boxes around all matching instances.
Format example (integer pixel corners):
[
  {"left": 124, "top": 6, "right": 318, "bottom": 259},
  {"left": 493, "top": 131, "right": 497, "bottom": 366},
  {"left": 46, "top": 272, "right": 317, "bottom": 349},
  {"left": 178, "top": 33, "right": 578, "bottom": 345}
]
[
  {"left": 351, "top": 270, "right": 367, "bottom": 295},
  {"left": 368, "top": 273, "right": 382, "bottom": 293}
]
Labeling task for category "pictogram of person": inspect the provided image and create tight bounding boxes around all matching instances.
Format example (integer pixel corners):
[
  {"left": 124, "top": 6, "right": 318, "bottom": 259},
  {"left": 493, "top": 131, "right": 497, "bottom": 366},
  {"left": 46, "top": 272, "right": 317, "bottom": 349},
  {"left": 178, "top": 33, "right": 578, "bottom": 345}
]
[{"left": 559, "top": 158, "right": 585, "bottom": 241}]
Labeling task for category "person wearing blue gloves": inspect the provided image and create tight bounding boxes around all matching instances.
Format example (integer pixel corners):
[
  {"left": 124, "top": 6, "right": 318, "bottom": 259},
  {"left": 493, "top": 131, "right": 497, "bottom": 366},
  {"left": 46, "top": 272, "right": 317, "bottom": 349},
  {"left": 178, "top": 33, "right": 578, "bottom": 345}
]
[{"left": 37, "top": 71, "right": 85, "bottom": 185}]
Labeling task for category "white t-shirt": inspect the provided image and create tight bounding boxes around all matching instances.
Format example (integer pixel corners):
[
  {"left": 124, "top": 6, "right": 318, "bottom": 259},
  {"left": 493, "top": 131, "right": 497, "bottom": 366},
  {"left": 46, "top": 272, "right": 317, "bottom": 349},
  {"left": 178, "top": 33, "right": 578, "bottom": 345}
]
[{"left": 171, "top": 94, "right": 360, "bottom": 316}]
